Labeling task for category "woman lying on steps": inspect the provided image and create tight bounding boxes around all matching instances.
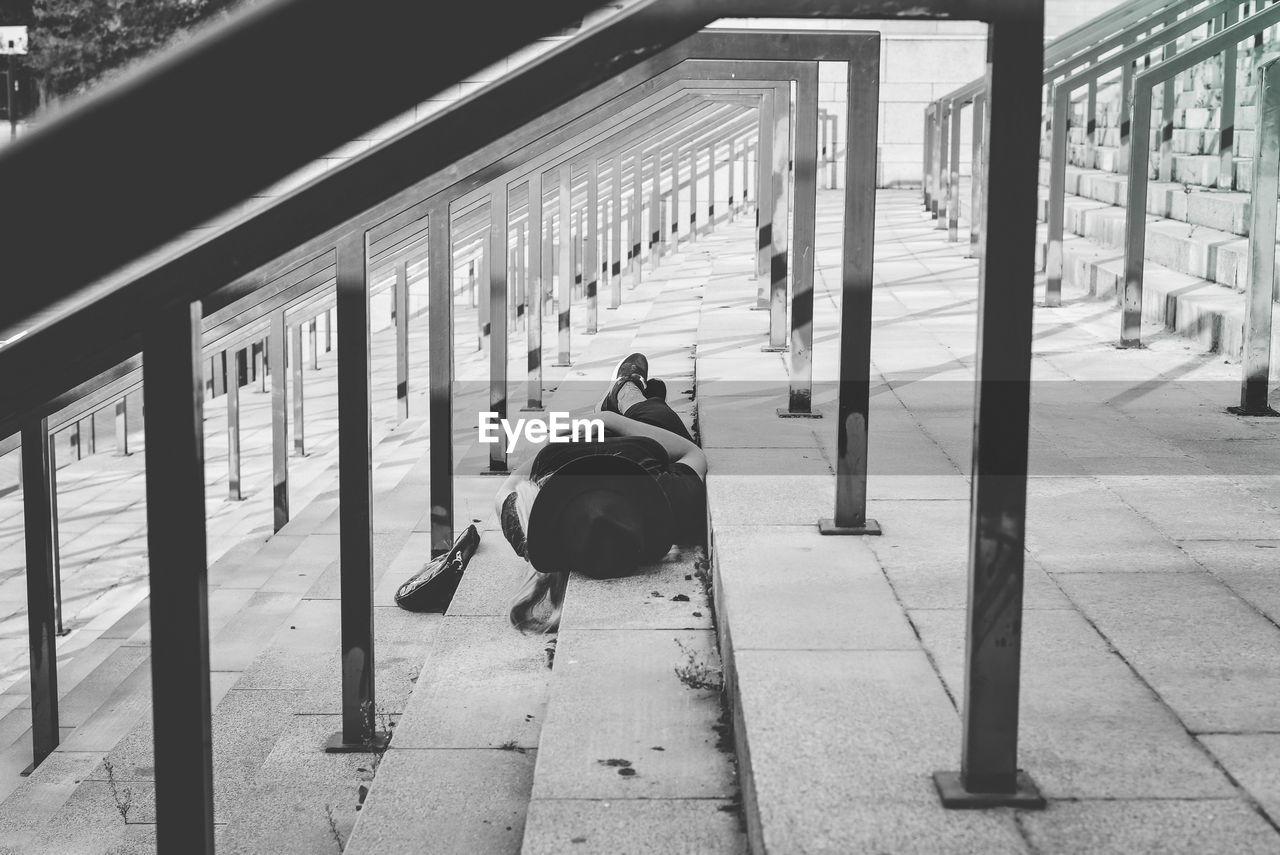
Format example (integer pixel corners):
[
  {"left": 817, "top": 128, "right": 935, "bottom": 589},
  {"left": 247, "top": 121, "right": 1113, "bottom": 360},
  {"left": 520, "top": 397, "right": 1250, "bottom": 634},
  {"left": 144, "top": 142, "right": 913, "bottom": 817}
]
[{"left": 494, "top": 353, "right": 708, "bottom": 633}]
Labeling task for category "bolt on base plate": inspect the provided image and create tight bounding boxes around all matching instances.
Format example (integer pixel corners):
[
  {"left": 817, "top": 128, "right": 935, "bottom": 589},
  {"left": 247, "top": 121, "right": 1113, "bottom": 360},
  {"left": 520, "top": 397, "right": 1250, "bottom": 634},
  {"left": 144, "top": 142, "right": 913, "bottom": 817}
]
[
  {"left": 1228, "top": 405, "right": 1280, "bottom": 418},
  {"left": 777, "top": 407, "right": 822, "bottom": 419},
  {"left": 932, "top": 770, "right": 1046, "bottom": 810}
]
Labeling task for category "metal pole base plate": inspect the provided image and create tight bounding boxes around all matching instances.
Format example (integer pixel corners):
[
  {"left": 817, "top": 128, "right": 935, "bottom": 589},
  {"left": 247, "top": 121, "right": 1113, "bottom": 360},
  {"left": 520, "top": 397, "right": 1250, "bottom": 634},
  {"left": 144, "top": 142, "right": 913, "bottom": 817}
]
[
  {"left": 761, "top": 345, "right": 787, "bottom": 353},
  {"left": 749, "top": 304, "right": 770, "bottom": 311},
  {"left": 1228, "top": 405, "right": 1280, "bottom": 417},
  {"left": 324, "top": 730, "right": 391, "bottom": 754},
  {"left": 777, "top": 407, "right": 822, "bottom": 419},
  {"left": 480, "top": 469, "right": 511, "bottom": 477},
  {"left": 818, "top": 518, "right": 882, "bottom": 536},
  {"left": 552, "top": 362, "right": 573, "bottom": 368},
  {"left": 932, "top": 770, "right": 1046, "bottom": 810},
  {"left": 519, "top": 407, "right": 544, "bottom": 414}
]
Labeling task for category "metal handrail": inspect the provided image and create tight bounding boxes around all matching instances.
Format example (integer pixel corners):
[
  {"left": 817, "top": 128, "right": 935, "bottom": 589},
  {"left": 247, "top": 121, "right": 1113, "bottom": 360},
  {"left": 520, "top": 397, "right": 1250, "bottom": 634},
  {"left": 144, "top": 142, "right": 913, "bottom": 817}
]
[
  {"left": 1121, "top": 0, "right": 1280, "bottom": 345},
  {"left": 3, "top": 3, "right": 1051, "bottom": 850},
  {"left": 1042, "top": 0, "right": 1249, "bottom": 305}
]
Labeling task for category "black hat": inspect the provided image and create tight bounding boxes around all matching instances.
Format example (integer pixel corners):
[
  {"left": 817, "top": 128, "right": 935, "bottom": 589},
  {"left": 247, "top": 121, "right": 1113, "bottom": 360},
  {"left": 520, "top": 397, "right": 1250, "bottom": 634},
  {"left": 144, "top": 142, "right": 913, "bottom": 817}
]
[{"left": 526, "top": 453, "right": 673, "bottom": 577}]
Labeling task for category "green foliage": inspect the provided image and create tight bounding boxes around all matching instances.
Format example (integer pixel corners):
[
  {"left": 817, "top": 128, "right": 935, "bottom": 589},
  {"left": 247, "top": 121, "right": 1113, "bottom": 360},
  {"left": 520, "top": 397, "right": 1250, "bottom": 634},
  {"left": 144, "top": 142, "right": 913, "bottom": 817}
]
[{"left": 27, "top": 0, "right": 242, "bottom": 100}]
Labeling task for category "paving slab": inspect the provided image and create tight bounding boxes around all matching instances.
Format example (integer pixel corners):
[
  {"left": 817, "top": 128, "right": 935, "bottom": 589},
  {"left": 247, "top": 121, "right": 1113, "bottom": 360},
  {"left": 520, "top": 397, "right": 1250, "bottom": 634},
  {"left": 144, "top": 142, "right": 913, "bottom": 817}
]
[
  {"left": 1055, "top": 571, "right": 1280, "bottom": 733},
  {"left": 558, "top": 545, "right": 712, "bottom": 631},
  {"left": 713, "top": 525, "right": 918, "bottom": 650},
  {"left": 522, "top": 798, "right": 746, "bottom": 855},
  {"left": 912, "top": 608, "right": 1236, "bottom": 799},
  {"left": 1018, "top": 799, "right": 1279, "bottom": 854},
  {"left": 530, "top": 627, "right": 734, "bottom": 801}
]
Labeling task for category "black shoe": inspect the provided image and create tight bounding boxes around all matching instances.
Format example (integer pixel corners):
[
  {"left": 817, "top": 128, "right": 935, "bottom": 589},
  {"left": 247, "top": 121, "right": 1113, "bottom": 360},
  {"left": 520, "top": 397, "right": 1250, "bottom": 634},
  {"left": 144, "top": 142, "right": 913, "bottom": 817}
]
[
  {"left": 643, "top": 377, "right": 667, "bottom": 402},
  {"left": 394, "top": 525, "right": 480, "bottom": 613},
  {"left": 612, "top": 352, "right": 649, "bottom": 384},
  {"left": 600, "top": 373, "right": 646, "bottom": 414}
]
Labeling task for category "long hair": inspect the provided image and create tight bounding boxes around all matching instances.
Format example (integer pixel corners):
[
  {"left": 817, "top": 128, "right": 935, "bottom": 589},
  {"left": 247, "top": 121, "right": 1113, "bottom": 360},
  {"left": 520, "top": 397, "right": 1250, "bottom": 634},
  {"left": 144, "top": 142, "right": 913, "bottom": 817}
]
[{"left": 507, "top": 480, "right": 568, "bottom": 633}]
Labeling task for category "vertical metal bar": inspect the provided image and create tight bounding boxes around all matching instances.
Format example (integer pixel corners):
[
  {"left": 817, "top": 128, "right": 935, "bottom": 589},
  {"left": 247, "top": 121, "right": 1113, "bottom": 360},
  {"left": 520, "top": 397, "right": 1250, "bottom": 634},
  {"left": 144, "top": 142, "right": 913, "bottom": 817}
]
[
  {"left": 924, "top": 104, "right": 934, "bottom": 209},
  {"left": 631, "top": 150, "right": 643, "bottom": 285},
  {"left": 935, "top": 7, "right": 1046, "bottom": 809},
  {"left": 970, "top": 92, "right": 986, "bottom": 259},
  {"left": 829, "top": 113, "right": 839, "bottom": 189},
  {"left": 784, "top": 65, "right": 819, "bottom": 409},
  {"left": 708, "top": 139, "right": 717, "bottom": 232},
  {"left": 669, "top": 144, "right": 680, "bottom": 251},
  {"left": 1122, "top": 82, "right": 1154, "bottom": 348},
  {"left": 292, "top": 319, "right": 306, "bottom": 456},
  {"left": 269, "top": 310, "right": 289, "bottom": 532},
  {"left": 610, "top": 153, "right": 622, "bottom": 307},
  {"left": 743, "top": 139, "right": 753, "bottom": 209},
  {"left": 936, "top": 102, "right": 951, "bottom": 229},
  {"left": 948, "top": 98, "right": 963, "bottom": 242},
  {"left": 478, "top": 239, "right": 489, "bottom": 350},
  {"left": 332, "top": 230, "right": 377, "bottom": 748},
  {"left": 114, "top": 397, "right": 129, "bottom": 455},
  {"left": 1220, "top": 3, "right": 1240, "bottom": 189},
  {"left": 732, "top": 135, "right": 742, "bottom": 218},
  {"left": 427, "top": 204, "right": 456, "bottom": 555},
  {"left": 324, "top": 308, "right": 332, "bottom": 352},
  {"left": 22, "top": 417, "right": 60, "bottom": 772},
  {"left": 227, "top": 350, "right": 242, "bottom": 501},
  {"left": 767, "top": 83, "right": 792, "bottom": 348},
  {"left": 689, "top": 143, "right": 698, "bottom": 243},
  {"left": 556, "top": 165, "right": 573, "bottom": 366},
  {"left": 395, "top": 259, "right": 410, "bottom": 421},
  {"left": 517, "top": 223, "right": 527, "bottom": 326},
  {"left": 46, "top": 430, "right": 63, "bottom": 637},
  {"left": 70, "top": 422, "right": 81, "bottom": 461},
  {"left": 1085, "top": 79, "right": 1098, "bottom": 167},
  {"left": 586, "top": 156, "right": 599, "bottom": 335},
  {"left": 1237, "top": 57, "right": 1280, "bottom": 415},
  {"left": 1046, "top": 86, "right": 1070, "bottom": 305},
  {"left": 757, "top": 93, "right": 775, "bottom": 290},
  {"left": 310, "top": 316, "right": 319, "bottom": 370},
  {"left": 819, "top": 37, "right": 881, "bottom": 537},
  {"left": 143, "top": 300, "right": 214, "bottom": 853},
  {"left": 489, "top": 185, "right": 511, "bottom": 473},
  {"left": 572, "top": 210, "right": 582, "bottom": 291},
  {"left": 650, "top": 151, "right": 662, "bottom": 269},
  {"left": 527, "top": 170, "right": 544, "bottom": 409},
  {"left": 1159, "top": 41, "right": 1178, "bottom": 184},
  {"left": 1119, "top": 60, "right": 1133, "bottom": 174}
]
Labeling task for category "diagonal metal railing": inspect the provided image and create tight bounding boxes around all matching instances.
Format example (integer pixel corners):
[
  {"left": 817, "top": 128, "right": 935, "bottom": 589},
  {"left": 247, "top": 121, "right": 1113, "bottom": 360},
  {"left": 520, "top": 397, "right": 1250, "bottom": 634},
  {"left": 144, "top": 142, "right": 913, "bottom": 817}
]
[{"left": 1, "top": 1, "right": 1048, "bottom": 851}]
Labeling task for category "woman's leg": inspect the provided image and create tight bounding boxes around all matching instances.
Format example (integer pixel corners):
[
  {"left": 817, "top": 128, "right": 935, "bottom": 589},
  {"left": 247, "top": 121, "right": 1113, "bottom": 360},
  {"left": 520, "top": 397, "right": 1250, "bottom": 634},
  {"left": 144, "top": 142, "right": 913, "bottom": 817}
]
[{"left": 621, "top": 396, "right": 695, "bottom": 443}]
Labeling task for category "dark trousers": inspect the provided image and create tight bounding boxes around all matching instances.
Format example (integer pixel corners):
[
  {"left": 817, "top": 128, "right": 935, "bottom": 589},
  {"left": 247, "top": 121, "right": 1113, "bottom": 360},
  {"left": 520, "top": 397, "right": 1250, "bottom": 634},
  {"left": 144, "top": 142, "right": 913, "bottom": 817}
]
[{"left": 622, "top": 397, "right": 694, "bottom": 443}]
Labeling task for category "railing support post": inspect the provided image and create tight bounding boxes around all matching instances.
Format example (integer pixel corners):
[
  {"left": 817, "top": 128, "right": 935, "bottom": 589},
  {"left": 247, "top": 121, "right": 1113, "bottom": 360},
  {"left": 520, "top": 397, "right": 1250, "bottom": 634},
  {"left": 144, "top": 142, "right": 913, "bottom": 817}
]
[
  {"left": 781, "top": 64, "right": 820, "bottom": 415},
  {"left": 969, "top": 92, "right": 986, "bottom": 260},
  {"left": 1233, "top": 57, "right": 1280, "bottom": 417},
  {"left": 923, "top": 104, "right": 934, "bottom": 210},
  {"left": 933, "top": 9, "right": 1046, "bottom": 811},
  {"left": 143, "top": 300, "right": 214, "bottom": 853},
  {"left": 610, "top": 153, "right": 623, "bottom": 307},
  {"left": 650, "top": 151, "right": 662, "bottom": 271},
  {"left": 756, "top": 93, "right": 775, "bottom": 297},
  {"left": 1219, "top": 3, "right": 1240, "bottom": 190},
  {"left": 1159, "top": 41, "right": 1177, "bottom": 184},
  {"left": 1045, "top": 86, "right": 1070, "bottom": 305},
  {"left": 487, "top": 184, "right": 512, "bottom": 473},
  {"left": 21, "top": 417, "right": 60, "bottom": 773},
  {"left": 948, "top": 98, "right": 963, "bottom": 242},
  {"left": 327, "top": 230, "right": 383, "bottom": 752},
  {"left": 115, "top": 397, "right": 130, "bottom": 455},
  {"left": 227, "top": 349, "right": 243, "bottom": 501},
  {"left": 428, "top": 204, "right": 456, "bottom": 555},
  {"left": 669, "top": 145, "right": 680, "bottom": 252},
  {"left": 395, "top": 259, "right": 410, "bottom": 421},
  {"left": 1122, "top": 82, "right": 1155, "bottom": 348},
  {"left": 293, "top": 317, "right": 307, "bottom": 455},
  {"left": 586, "top": 156, "right": 600, "bottom": 335},
  {"left": 707, "top": 139, "right": 717, "bottom": 232},
  {"left": 935, "top": 102, "right": 950, "bottom": 226},
  {"left": 820, "top": 38, "right": 881, "bottom": 537},
  {"left": 688, "top": 143, "right": 699, "bottom": 243},
  {"left": 526, "top": 170, "right": 544, "bottom": 410},
  {"left": 728, "top": 136, "right": 737, "bottom": 221},
  {"left": 555, "top": 165, "right": 573, "bottom": 366},
  {"left": 630, "top": 150, "right": 643, "bottom": 286},
  {"left": 310, "top": 316, "right": 320, "bottom": 370},
  {"left": 269, "top": 309, "right": 289, "bottom": 532},
  {"left": 763, "top": 83, "right": 791, "bottom": 349}
]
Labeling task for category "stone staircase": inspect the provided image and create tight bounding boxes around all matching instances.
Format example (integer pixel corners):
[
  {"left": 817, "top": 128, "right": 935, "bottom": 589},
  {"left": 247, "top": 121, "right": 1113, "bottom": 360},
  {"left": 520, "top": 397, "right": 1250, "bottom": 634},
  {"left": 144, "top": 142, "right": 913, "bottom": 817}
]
[{"left": 1017, "top": 28, "right": 1280, "bottom": 356}]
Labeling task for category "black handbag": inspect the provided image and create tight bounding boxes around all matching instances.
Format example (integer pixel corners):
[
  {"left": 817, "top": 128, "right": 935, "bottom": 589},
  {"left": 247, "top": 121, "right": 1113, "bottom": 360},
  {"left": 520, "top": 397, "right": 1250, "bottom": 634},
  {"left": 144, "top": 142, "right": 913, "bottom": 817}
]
[{"left": 394, "top": 525, "right": 481, "bottom": 612}]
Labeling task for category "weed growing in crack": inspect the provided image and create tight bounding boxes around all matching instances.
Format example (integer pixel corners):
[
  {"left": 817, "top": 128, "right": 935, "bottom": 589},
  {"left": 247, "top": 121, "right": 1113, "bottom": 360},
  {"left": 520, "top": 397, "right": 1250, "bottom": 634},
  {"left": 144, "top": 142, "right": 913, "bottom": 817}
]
[
  {"left": 497, "top": 739, "right": 528, "bottom": 754},
  {"left": 673, "top": 637, "right": 723, "bottom": 692},
  {"left": 324, "top": 803, "right": 345, "bottom": 852},
  {"left": 355, "top": 701, "right": 397, "bottom": 814},
  {"left": 101, "top": 759, "right": 133, "bottom": 824}
]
